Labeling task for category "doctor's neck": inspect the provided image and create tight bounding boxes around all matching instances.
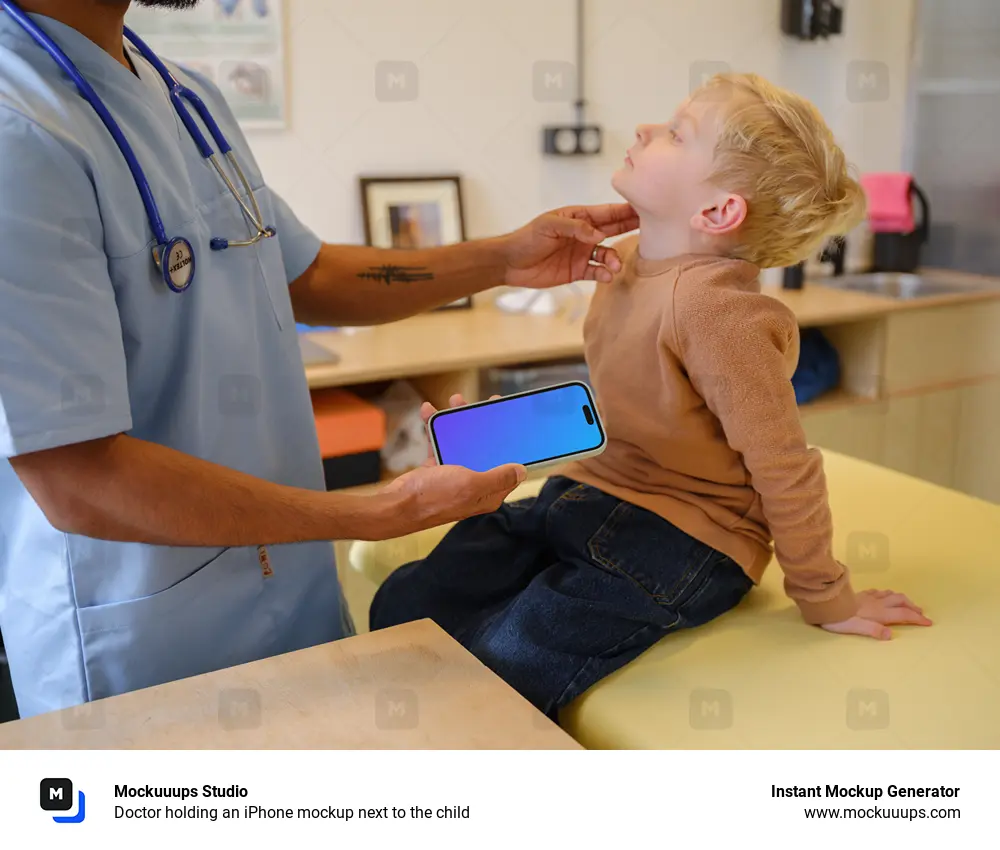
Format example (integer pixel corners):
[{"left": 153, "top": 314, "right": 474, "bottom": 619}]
[{"left": 17, "top": 1, "right": 200, "bottom": 71}]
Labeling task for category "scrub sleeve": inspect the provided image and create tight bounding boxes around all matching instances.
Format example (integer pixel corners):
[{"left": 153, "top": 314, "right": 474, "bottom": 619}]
[{"left": 0, "top": 109, "right": 133, "bottom": 458}]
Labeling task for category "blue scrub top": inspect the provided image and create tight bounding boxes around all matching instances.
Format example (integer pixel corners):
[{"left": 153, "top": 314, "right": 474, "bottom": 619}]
[{"left": 0, "top": 13, "right": 352, "bottom": 718}]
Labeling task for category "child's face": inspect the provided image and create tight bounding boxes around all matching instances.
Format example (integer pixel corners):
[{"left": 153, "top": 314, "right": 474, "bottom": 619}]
[{"left": 612, "top": 96, "right": 726, "bottom": 223}]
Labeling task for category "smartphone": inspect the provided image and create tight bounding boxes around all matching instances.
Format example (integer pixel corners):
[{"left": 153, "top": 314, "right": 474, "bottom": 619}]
[{"left": 428, "top": 381, "right": 607, "bottom": 473}]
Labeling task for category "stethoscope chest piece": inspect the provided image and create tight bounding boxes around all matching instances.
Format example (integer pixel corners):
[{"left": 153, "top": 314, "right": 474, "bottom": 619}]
[{"left": 153, "top": 237, "right": 196, "bottom": 293}]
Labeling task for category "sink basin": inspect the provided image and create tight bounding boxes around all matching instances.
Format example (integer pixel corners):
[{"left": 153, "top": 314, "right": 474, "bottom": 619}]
[{"left": 818, "top": 273, "right": 992, "bottom": 300}]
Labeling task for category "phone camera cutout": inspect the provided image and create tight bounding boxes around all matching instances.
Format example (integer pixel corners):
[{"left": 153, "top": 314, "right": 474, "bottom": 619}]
[{"left": 583, "top": 405, "right": 594, "bottom": 425}]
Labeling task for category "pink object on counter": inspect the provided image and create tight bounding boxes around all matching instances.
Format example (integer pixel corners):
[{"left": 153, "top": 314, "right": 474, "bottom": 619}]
[{"left": 860, "top": 172, "right": 916, "bottom": 233}]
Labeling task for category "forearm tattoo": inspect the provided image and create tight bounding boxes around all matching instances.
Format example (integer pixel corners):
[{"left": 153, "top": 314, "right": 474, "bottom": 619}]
[{"left": 357, "top": 265, "right": 435, "bottom": 285}]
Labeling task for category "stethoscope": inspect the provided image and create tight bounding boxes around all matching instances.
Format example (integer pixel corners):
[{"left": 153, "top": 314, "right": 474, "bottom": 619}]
[{"left": 1, "top": 0, "right": 277, "bottom": 293}]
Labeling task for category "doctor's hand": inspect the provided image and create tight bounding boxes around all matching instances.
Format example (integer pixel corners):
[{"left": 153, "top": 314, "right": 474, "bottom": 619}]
[
  {"left": 820, "top": 589, "right": 932, "bottom": 640},
  {"left": 500, "top": 203, "right": 639, "bottom": 288},
  {"left": 360, "top": 392, "right": 523, "bottom": 539},
  {"left": 376, "top": 462, "right": 527, "bottom": 539}
]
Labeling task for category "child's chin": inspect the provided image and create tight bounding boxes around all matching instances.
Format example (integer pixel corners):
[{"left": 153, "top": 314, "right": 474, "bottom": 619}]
[{"left": 610, "top": 169, "right": 631, "bottom": 200}]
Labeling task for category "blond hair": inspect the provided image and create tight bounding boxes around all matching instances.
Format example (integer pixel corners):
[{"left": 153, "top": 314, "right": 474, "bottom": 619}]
[{"left": 694, "top": 73, "right": 866, "bottom": 268}]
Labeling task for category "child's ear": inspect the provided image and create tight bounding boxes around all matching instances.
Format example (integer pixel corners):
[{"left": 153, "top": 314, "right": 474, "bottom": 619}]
[{"left": 690, "top": 194, "right": 747, "bottom": 235}]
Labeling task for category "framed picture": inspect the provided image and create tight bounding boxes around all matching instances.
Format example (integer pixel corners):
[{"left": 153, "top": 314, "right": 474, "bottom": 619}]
[{"left": 359, "top": 175, "right": 472, "bottom": 310}]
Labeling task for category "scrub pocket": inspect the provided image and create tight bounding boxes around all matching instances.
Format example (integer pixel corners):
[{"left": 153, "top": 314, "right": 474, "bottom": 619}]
[{"left": 76, "top": 546, "right": 271, "bottom": 701}]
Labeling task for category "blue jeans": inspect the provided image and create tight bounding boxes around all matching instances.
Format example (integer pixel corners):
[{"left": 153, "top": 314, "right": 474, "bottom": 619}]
[{"left": 369, "top": 477, "right": 754, "bottom": 717}]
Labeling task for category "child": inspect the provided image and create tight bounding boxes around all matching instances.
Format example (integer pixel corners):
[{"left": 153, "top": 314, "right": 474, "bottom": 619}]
[{"left": 369, "top": 73, "right": 931, "bottom": 718}]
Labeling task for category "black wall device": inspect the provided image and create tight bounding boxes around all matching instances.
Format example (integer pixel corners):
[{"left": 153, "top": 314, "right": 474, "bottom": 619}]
[
  {"left": 781, "top": 0, "right": 844, "bottom": 41},
  {"left": 543, "top": 125, "right": 602, "bottom": 157}
]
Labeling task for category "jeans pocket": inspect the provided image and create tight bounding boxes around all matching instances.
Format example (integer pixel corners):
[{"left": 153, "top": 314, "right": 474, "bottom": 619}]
[
  {"left": 586, "top": 502, "right": 719, "bottom": 606},
  {"left": 677, "top": 551, "right": 755, "bottom": 627},
  {"left": 547, "top": 480, "right": 596, "bottom": 512}
]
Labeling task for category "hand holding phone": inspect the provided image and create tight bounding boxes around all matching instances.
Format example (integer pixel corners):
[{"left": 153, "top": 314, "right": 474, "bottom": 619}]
[
  {"left": 377, "top": 462, "right": 527, "bottom": 538},
  {"left": 427, "top": 382, "right": 607, "bottom": 473},
  {"left": 418, "top": 393, "right": 501, "bottom": 467}
]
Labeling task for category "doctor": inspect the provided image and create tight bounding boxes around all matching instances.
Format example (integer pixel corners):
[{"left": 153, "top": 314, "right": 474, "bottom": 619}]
[{"left": 0, "top": 0, "right": 638, "bottom": 719}]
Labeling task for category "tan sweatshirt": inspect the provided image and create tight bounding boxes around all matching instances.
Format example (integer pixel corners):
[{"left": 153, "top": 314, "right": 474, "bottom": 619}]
[{"left": 562, "top": 238, "right": 858, "bottom": 625}]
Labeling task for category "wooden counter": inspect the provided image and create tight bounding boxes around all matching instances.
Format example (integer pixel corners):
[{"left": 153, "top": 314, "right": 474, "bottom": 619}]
[
  {"left": 304, "top": 268, "right": 1000, "bottom": 392},
  {"left": 305, "top": 267, "right": 1000, "bottom": 504},
  {"left": 305, "top": 297, "right": 587, "bottom": 390},
  {"left": 0, "top": 620, "right": 580, "bottom": 750}
]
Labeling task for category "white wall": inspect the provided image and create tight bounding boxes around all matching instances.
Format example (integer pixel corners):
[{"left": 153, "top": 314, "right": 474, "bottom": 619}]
[{"left": 250, "top": 0, "right": 917, "bottom": 246}]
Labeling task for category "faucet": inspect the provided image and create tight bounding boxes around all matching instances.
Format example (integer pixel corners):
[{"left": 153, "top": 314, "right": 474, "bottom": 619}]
[{"left": 819, "top": 236, "right": 847, "bottom": 276}]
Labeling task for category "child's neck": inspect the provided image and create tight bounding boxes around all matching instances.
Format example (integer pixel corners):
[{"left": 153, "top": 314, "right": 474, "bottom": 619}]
[{"left": 636, "top": 216, "right": 718, "bottom": 262}]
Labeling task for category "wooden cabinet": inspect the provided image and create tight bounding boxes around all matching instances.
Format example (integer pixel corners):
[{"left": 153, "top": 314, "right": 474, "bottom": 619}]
[
  {"left": 883, "top": 300, "right": 1000, "bottom": 394},
  {"left": 954, "top": 378, "right": 1000, "bottom": 504},
  {"left": 801, "top": 404, "right": 885, "bottom": 466},
  {"left": 802, "top": 378, "right": 999, "bottom": 503},
  {"left": 797, "top": 298, "right": 1000, "bottom": 505},
  {"left": 880, "top": 388, "right": 963, "bottom": 490}
]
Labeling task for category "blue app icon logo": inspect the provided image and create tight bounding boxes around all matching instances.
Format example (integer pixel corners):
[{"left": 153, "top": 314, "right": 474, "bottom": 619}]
[{"left": 40, "top": 778, "right": 86, "bottom": 823}]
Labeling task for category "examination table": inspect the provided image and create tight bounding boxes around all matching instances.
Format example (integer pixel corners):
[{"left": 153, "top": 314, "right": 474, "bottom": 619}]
[{"left": 350, "top": 450, "right": 1000, "bottom": 749}]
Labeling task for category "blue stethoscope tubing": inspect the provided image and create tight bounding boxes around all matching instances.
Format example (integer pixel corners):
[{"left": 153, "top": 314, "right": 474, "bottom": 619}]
[{"left": 1, "top": 0, "right": 276, "bottom": 292}]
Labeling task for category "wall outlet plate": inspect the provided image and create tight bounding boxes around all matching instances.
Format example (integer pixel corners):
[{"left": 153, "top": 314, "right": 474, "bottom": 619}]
[{"left": 543, "top": 125, "right": 603, "bottom": 156}]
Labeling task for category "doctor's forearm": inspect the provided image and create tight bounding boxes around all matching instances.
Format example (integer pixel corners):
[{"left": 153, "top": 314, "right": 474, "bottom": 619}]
[
  {"left": 11, "top": 435, "right": 397, "bottom": 547},
  {"left": 289, "top": 239, "right": 507, "bottom": 326}
]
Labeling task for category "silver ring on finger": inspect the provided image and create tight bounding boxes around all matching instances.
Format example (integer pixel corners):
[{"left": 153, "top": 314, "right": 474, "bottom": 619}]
[{"left": 590, "top": 246, "right": 600, "bottom": 262}]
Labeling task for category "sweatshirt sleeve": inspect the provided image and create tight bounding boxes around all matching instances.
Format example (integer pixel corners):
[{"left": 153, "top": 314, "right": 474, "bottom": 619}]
[{"left": 671, "top": 264, "right": 858, "bottom": 625}]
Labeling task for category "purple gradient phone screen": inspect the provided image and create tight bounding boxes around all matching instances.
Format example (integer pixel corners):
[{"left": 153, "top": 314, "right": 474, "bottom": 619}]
[{"left": 431, "top": 383, "right": 604, "bottom": 472}]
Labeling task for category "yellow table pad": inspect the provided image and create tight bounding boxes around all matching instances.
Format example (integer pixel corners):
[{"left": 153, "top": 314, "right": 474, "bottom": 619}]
[{"left": 351, "top": 453, "right": 1000, "bottom": 748}]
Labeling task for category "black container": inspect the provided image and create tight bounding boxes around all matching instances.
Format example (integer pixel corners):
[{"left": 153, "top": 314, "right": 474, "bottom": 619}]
[
  {"left": 871, "top": 181, "right": 931, "bottom": 273},
  {"left": 781, "top": 0, "right": 843, "bottom": 40},
  {"left": 322, "top": 451, "right": 382, "bottom": 490},
  {"left": 0, "top": 631, "right": 18, "bottom": 723},
  {"left": 782, "top": 262, "right": 806, "bottom": 290}
]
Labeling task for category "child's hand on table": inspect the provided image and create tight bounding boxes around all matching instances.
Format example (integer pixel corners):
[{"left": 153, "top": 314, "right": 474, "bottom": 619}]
[{"left": 821, "top": 589, "right": 932, "bottom": 640}]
